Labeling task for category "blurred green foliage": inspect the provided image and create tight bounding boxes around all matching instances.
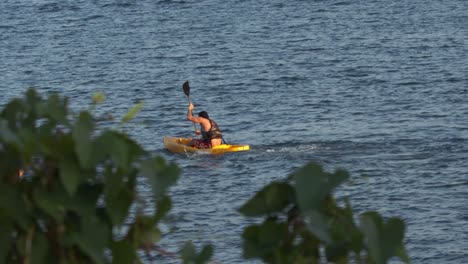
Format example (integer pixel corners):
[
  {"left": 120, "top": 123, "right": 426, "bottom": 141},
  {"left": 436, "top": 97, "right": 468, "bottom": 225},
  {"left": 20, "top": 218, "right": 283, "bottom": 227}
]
[
  {"left": 1, "top": 89, "right": 410, "bottom": 264},
  {"left": 239, "top": 162, "right": 411, "bottom": 264},
  {"left": 0, "top": 89, "right": 211, "bottom": 264}
]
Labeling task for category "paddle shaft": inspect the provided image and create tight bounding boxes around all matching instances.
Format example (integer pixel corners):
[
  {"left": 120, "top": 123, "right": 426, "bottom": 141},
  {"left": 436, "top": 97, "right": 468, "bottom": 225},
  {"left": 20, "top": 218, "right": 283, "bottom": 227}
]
[
  {"left": 186, "top": 96, "right": 197, "bottom": 133},
  {"left": 183, "top": 81, "right": 198, "bottom": 134}
]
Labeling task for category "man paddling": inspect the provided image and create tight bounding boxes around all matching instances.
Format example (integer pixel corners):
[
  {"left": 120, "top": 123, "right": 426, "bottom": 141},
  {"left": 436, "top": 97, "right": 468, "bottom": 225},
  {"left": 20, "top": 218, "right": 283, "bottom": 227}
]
[{"left": 187, "top": 103, "right": 223, "bottom": 148}]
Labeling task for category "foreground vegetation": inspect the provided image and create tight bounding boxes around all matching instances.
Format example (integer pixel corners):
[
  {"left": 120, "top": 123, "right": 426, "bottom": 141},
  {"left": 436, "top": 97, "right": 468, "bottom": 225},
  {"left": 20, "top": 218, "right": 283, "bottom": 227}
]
[{"left": 0, "top": 89, "right": 410, "bottom": 263}]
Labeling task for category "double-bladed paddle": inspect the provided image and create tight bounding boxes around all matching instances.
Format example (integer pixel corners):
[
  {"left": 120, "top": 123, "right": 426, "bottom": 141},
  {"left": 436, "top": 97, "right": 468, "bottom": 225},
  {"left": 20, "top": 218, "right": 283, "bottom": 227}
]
[{"left": 183, "top": 81, "right": 197, "bottom": 133}]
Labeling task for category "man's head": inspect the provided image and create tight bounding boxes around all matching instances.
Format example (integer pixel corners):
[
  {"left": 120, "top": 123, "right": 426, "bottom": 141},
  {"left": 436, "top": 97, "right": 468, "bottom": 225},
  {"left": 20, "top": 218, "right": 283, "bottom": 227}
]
[{"left": 198, "top": 111, "right": 209, "bottom": 119}]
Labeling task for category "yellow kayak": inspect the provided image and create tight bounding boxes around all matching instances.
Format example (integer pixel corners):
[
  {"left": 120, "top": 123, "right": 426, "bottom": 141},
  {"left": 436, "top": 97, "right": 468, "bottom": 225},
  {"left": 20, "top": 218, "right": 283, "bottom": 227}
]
[{"left": 163, "top": 136, "right": 250, "bottom": 155}]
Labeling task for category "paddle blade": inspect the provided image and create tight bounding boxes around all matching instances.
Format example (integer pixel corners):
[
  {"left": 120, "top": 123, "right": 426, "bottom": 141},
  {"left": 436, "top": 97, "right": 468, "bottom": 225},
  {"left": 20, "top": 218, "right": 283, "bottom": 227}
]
[{"left": 182, "top": 81, "right": 190, "bottom": 97}]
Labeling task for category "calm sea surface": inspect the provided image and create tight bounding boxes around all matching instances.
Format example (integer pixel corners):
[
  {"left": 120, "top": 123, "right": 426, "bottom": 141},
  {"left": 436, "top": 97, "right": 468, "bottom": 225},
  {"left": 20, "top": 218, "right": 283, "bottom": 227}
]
[{"left": 1, "top": 0, "right": 467, "bottom": 263}]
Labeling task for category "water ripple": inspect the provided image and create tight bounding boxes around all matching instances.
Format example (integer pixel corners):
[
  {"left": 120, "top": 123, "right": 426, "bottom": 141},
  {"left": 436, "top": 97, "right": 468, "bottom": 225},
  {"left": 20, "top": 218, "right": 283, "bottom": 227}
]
[{"left": 1, "top": 0, "right": 467, "bottom": 263}]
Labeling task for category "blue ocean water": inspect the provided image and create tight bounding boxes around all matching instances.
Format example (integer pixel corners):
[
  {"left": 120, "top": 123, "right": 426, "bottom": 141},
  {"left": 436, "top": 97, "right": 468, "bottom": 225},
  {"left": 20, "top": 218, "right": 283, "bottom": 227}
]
[{"left": 1, "top": 0, "right": 467, "bottom": 263}]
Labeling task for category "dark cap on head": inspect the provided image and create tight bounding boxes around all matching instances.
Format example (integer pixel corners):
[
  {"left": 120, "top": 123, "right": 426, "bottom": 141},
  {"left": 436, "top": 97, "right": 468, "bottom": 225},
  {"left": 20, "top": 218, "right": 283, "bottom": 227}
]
[{"left": 198, "top": 111, "right": 209, "bottom": 119}]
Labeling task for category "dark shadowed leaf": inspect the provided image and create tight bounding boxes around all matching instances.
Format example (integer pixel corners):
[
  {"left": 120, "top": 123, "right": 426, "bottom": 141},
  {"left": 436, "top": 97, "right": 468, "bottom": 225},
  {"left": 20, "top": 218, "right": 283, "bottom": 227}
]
[
  {"left": 0, "top": 145, "right": 23, "bottom": 181},
  {"left": 197, "top": 245, "right": 214, "bottom": 264},
  {"left": 93, "top": 131, "right": 145, "bottom": 170},
  {"left": 95, "top": 132, "right": 128, "bottom": 169},
  {"left": 155, "top": 195, "right": 172, "bottom": 222},
  {"left": 125, "top": 215, "right": 161, "bottom": 248},
  {"left": 140, "top": 157, "right": 179, "bottom": 199},
  {"left": 0, "top": 120, "right": 19, "bottom": 144},
  {"left": 0, "top": 221, "right": 13, "bottom": 263},
  {"left": 59, "top": 158, "right": 83, "bottom": 196},
  {"left": 33, "top": 189, "right": 66, "bottom": 222},
  {"left": 112, "top": 240, "right": 136, "bottom": 264},
  {"left": 0, "top": 182, "right": 29, "bottom": 229},
  {"left": 73, "top": 111, "right": 95, "bottom": 169},
  {"left": 302, "top": 210, "right": 332, "bottom": 243},
  {"left": 181, "top": 242, "right": 213, "bottom": 264},
  {"left": 17, "top": 127, "right": 38, "bottom": 157},
  {"left": 239, "top": 182, "right": 293, "bottom": 217},
  {"left": 382, "top": 218, "right": 406, "bottom": 262},
  {"left": 73, "top": 216, "right": 109, "bottom": 264},
  {"left": 25, "top": 88, "right": 41, "bottom": 108},
  {"left": 360, "top": 212, "right": 383, "bottom": 263},
  {"left": 105, "top": 187, "right": 133, "bottom": 226},
  {"left": 68, "top": 183, "right": 103, "bottom": 216},
  {"left": 360, "top": 212, "right": 406, "bottom": 264},
  {"left": 103, "top": 167, "right": 134, "bottom": 226},
  {"left": 1, "top": 99, "right": 24, "bottom": 128},
  {"left": 325, "top": 243, "right": 349, "bottom": 264},
  {"left": 293, "top": 162, "right": 348, "bottom": 213},
  {"left": 242, "top": 218, "right": 286, "bottom": 259},
  {"left": 49, "top": 94, "right": 69, "bottom": 124},
  {"left": 395, "top": 244, "right": 411, "bottom": 264},
  {"left": 181, "top": 242, "right": 197, "bottom": 263},
  {"left": 144, "top": 226, "right": 162, "bottom": 245},
  {"left": 30, "top": 232, "right": 48, "bottom": 264}
]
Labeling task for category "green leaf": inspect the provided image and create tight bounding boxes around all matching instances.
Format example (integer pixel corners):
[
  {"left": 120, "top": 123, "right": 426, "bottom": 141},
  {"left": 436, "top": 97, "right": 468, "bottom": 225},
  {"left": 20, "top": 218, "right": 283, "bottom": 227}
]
[
  {"left": 33, "top": 189, "right": 66, "bottom": 222},
  {"left": 395, "top": 244, "right": 412, "bottom": 264},
  {"left": 104, "top": 165, "right": 124, "bottom": 196},
  {"left": 144, "top": 226, "right": 162, "bottom": 245},
  {"left": 0, "top": 144, "right": 23, "bottom": 181},
  {"left": 15, "top": 232, "right": 27, "bottom": 256},
  {"left": 30, "top": 232, "right": 49, "bottom": 264},
  {"left": 73, "top": 111, "right": 95, "bottom": 169},
  {"left": 0, "top": 119, "right": 20, "bottom": 144},
  {"left": 197, "top": 245, "right": 214, "bottom": 264},
  {"left": 0, "top": 182, "right": 29, "bottom": 228},
  {"left": 25, "top": 88, "right": 42, "bottom": 109},
  {"left": 360, "top": 212, "right": 383, "bottom": 263},
  {"left": 17, "top": 127, "right": 38, "bottom": 157},
  {"left": 325, "top": 243, "right": 349, "bottom": 263},
  {"left": 41, "top": 93, "right": 69, "bottom": 124},
  {"left": 154, "top": 195, "right": 172, "bottom": 222},
  {"left": 292, "top": 162, "right": 348, "bottom": 213},
  {"left": 292, "top": 254, "right": 320, "bottom": 264},
  {"left": 93, "top": 132, "right": 126, "bottom": 167},
  {"left": 38, "top": 131, "right": 75, "bottom": 160},
  {"left": 181, "top": 242, "right": 213, "bottom": 264},
  {"left": 242, "top": 218, "right": 286, "bottom": 259},
  {"left": 359, "top": 212, "right": 407, "bottom": 264},
  {"left": 140, "top": 157, "right": 179, "bottom": 199},
  {"left": 382, "top": 218, "right": 406, "bottom": 262},
  {"left": 93, "top": 131, "right": 144, "bottom": 170},
  {"left": 68, "top": 183, "right": 103, "bottom": 217},
  {"left": 103, "top": 166, "right": 137, "bottom": 226},
  {"left": 105, "top": 186, "right": 133, "bottom": 226},
  {"left": 239, "top": 182, "right": 293, "bottom": 217},
  {"left": 112, "top": 240, "right": 137, "bottom": 264},
  {"left": 1, "top": 98, "right": 24, "bottom": 128},
  {"left": 302, "top": 210, "right": 332, "bottom": 244},
  {"left": 0, "top": 221, "right": 13, "bottom": 263},
  {"left": 73, "top": 216, "right": 109, "bottom": 264},
  {"left": 120, "top": 101, "right": 144, "bottom": 124},
  {"left": 181, "top": 241, "right": 197, "bottom": 263},
  {"left": 59, "top": 158, "right": 83, "bottom": 196},
  {"left": 126, "top": 215, "right": 161, "bottom": 249}
]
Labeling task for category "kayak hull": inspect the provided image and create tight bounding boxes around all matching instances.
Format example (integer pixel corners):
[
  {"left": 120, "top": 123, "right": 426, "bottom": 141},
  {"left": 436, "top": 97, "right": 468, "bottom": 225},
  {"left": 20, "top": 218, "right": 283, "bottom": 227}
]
[{"left": 163, "top": 136, "right": 250, "bottom": 155}]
